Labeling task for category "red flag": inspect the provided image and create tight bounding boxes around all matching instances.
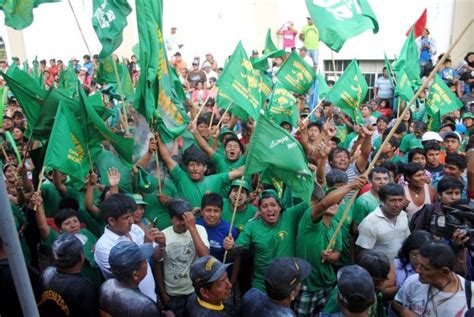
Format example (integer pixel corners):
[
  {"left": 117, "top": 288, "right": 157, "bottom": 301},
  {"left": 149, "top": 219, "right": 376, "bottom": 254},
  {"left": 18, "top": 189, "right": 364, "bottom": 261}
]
[{"left": 406, "top": 9, "right": 427, "bottom": 38}]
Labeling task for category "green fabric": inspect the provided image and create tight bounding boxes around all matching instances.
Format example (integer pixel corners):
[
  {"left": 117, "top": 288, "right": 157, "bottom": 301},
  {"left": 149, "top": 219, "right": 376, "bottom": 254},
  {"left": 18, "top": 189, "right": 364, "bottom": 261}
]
[
  {"left": 41, "top": 180, "right": 62, "bottom": 217},
  {"left": 341, "top": 131, "right": 358, "bottom": 150},
  {"left": 300, "top": 24, "right": 320, "bottom": 50},
  {"left": 222, "top": 199, "right": 257, "bottom": 233},
  {"left": 392, "top": 29, "right": 421, "bottom": 88},
  {"left": 96, "top": 56, "right": 118, "bottom": 85},
  {"left": 427, "top": 74, "right": 463, "bottom": 119},
  {"left": 59, "top": 61, "right": 78, "bottom": 98},
  {"left": 95, "top": 148, "right": 133, "bottom": 193},
  {"left": 264, "top": 28, "right": 278, "bottom": 53},
  {"left": 245, "top": 115, "right": 314, "bottom": 204},
  {"left": 92, "top": 0, "right": 132, "bottom": 58},
  {"left": 316, "top": 71, "right": 330, "bottom": 99},
  {"left": 210, "top": 152, "right": 246, "bottom": 174},
  {"left": 352, "top": 191, "right": 380, "bottom": 225},
  {"left": 305, "top": 0, "right": 378, "bottom": 52},
  {"left": 216, "top": 42, "right": 263, "bottom": 121},
  {"left": 11, "top": 203, "right": 31, "bottom": 265},
  {"left": 42, "top": 228, "right": 102, "bottom": 287},
  {"left": 332, "top": 199, "right": 353, "bottom": 266},
  {"left": 5, "top": 131, "right": 22, "bottom": 164},
  {"left": 390, "top": 155, "right": 405, "bottom": 164},
  {"left": 64, "top": 186, "right": 104, "bottom": 236},
  {"left": 169, "top": 165, "right": 230, "bottom": 208},
  {"left": 399, "top": 133, "right": 422, "bottom": 153},
  {"left": 266, "top": 82, "right": 298, "bottom": 128},
  {"left": 384, "top": 53, "right": 394, "bottom": 86},
  {"left": 121, "top": 59, "right": 135, "bottom": 103},
  {"left": 395, "top": 69, "right": 415, "bottom": 102},
  {"left": 236, "top": 203, "right": 308, "bottom": 290},
  {"left": 143, "top": 179, "right": 177, "bottom": 230},
  {"left": 296, "top": 210, "right": 342, "bottom": 291},
  {"left": 43, "top": 102, "right": 90, "bottom": 187},
  {"left": 135, "top": 166, "right": 159, "bottom": 194},
  {"left": 326, "top": 60, "right": 367, "bottom": 125},
  {"left": 0, "top": 0, "right": 60, "bottom": 30},
  {"left": 275, "top": 51, "right": 315, "bottom": 95}
]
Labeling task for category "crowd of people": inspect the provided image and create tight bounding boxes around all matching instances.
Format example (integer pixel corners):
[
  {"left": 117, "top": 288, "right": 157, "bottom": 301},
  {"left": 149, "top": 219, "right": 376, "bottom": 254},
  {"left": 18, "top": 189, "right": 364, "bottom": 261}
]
[{"left": 0, "top": 15, "right": 474, "bottom": 317}]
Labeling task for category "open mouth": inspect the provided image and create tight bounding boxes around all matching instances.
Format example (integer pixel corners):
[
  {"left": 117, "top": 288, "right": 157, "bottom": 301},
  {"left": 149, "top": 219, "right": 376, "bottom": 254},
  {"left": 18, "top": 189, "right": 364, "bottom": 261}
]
[{"left": 266, "top": 211, "right": 277, "bottom": 221}]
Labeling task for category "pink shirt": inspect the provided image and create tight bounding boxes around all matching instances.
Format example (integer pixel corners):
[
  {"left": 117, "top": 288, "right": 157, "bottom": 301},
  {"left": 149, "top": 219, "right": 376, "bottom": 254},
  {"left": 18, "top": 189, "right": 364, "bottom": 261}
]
[{"left": 281, "top": 29, "right": 297, "bottom": 49}]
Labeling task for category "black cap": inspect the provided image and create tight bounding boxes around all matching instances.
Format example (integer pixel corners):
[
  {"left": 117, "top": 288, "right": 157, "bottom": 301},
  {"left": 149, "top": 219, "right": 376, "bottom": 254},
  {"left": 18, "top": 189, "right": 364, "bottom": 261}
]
[
  {"left": 337, "top": 265, "right": 375, "bottom": 311},
  {"left": 264, "top": 257, "right": 311, "bottom": 297},
  {"left": 168, "top": 198, "right": 192, "bottom": 217},
  {"left": 190, "top": 255, "right": 232, "bottom": 287}
]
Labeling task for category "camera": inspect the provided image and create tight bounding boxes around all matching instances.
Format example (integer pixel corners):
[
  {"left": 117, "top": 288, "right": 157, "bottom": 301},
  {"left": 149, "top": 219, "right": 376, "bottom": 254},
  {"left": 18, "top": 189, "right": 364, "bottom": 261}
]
[{"left": 430, "top": 204, "right": 474, "bottom": 250}]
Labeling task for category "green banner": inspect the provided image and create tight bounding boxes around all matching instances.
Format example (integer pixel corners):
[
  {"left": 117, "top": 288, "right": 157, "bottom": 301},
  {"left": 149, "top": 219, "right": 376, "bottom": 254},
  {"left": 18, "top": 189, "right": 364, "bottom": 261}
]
[
  {"left": 275, "top": 51, "right": 315, "bottom": 94},
  {"left": 266, "top": 82, "right": 298, "bottom": 128},
  {"left": 393, "top": 29, "right": 421, "bottom": 88}
]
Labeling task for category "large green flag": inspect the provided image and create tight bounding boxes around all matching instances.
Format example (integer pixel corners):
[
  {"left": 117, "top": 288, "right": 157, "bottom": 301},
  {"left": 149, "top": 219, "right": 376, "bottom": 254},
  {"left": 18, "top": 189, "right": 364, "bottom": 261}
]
[
  {"left": 32, "top": 58, "right": 45, "bottom": 89},
  {"left": 79, "top": 87, "right": 134, "bottom": 165},
  {"left": 384, "top": 53, "right": 394, "bottom": 85},
  {"left": 264, "top": 28, "right": 278, "bottom": 54},
  {"left": 92, "top": 0, "right": 132, "bottom": 58},
  {"left": 216, "top": 42, "right": 263, "bottom": 121},
  {"left": 266, "top": 82, "right": 298, "bottom": 128},
  {"left": 135, "top": 0, "right": 189, "bottom": 142},
  {"left": 245, "top": 115, "right": 314, "bottom": 203},
  {"left": 316, "top": 72, "right": 330, "bottom": 99},
  {"left": 216, "top": 90, "right": 249, "bottom": 122},
  {"left": 59, "top": 61, "right": 78, "bottom": 98},
  {"left": 0, "top": 0, "right": 59, "bottom": 30},
  {"left": 426, "top": 75, "right": 463, "bottom": 119},
  {"left": 43, "top": 102, "right": 90, "bottom": 185},
  {"left": 392, "top": 29, "right": 421, "bottom": 88},
  {"left": 96, "top": 55, "right": 118, "bottom": 85},
  {"left": 121, "top": 59, "right": 134, "bottom": 102},
  {"left": 275, "top": 51, "right": 315, "bottom": 94},
  {"left": 326, "top": 59, "right": 367, "bottom": 125},
  {"left": 394, "top": 70, "right": 414, "bottom": 103},
  {"left": 252, "top": 30, "right": 286, "bottom": 71},
  {"left": 305, "top": 0, "right": 378, "bottom": 52}
]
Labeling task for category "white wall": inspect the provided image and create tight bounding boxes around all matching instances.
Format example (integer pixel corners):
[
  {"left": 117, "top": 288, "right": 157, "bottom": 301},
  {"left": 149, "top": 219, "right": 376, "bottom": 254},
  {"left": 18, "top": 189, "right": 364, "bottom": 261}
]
[{"left": 0, "top": 0, "right": 460, "bottom": 67}]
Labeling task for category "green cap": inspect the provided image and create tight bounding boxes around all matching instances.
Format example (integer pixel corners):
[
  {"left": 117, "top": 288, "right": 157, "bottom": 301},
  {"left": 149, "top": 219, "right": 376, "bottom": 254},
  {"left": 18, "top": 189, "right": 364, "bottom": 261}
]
[
  {"left": 128, "top": 193, "right": 147, "bottom": 205},
  {"left": 230, "top": 179, "right": 252, "bottom": 193},
  {"left": 218, "top": 129, "right": 238, "bottom": 143},
  {"left": 462, "top": 112, "right": 474, "bottom": 120}
]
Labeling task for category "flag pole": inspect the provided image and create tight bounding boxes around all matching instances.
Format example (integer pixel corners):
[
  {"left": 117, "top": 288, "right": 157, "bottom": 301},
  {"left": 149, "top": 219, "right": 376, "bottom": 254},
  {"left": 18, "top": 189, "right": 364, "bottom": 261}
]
[
  {"left": 222, "top": 175, "right": 245, "bottom": 264},
  {"left": 292, "top": 99, "right": 323, "bottom": 134},
  {"left": 192, "top": 86, "right": 218, "bottom": 124},
  {"left": 33, "top": 166, "right": 46, "bottom": 212},
  {"left": 324, "top": 18, "right": 474, "bottom": 253},
  {"left": 330, "top": 51, "right": 337, "bottom": 80},
  {"left": 67, "top": 0, "right": 93, "bottom": 57},
  {"left": 216, "top": 102, "right": 233, "bottom": 128},
  {"left": 151, "top": 120, "right": 163, "bottom": 194},
  {"left": 208, "top": 108, "right": 216, "bottom": 130}
]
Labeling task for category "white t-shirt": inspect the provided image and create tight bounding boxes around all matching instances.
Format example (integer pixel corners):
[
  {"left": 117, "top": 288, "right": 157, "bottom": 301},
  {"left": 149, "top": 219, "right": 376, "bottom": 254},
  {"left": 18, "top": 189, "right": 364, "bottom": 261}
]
[
  {"left": 162, "top": 225, "right": 210, "bottom": 296},
  {"left": 395, "top": 273, "right": 473, "bottom": 317}
]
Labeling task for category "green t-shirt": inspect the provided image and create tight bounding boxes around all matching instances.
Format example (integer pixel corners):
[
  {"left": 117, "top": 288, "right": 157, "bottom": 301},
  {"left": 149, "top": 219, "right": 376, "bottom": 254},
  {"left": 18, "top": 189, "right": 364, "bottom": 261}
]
[
  {"left": 222, "top": 199, "right": 257, "bottom": 234},
  {"left": 41, "top": 180, "right": 63, "bottom": 217},
  {"left": 322, "top": 287, "right": 386, "bottom": 317},
  {"left": 211, "top": 152, "right": 246, "bottom": 174},
  {"left": 331, "top": 199, "right": 353, "bottom": 266},
  {"left": 300, "top": 25, "right": 319, "bottom": 50},
  {"left": 144, "top": 180, "right": 177, "bottom": 230},
  {"left": 352, "top": 191, "right": 380, "bottom": 226},
  {"left": 42, "top": 228, "right": 102, "bottom": 287},
  {"left": 389, "top": 155, "right": 404, "bottom": 164},
  {"left": 399, "top": 133, "right": 422, "bottom": 153},
  {"left": 169, "top": 165, "right": 230, "bottom": 208},
  {"left": 236, "top": 202, "right": 308, "bottom": 290},
  {"left": 296, "top": 210, "right": 342, "bottom": 291},
  {"left": 65, "top": 186, "right": 104, "bottom": 237}
]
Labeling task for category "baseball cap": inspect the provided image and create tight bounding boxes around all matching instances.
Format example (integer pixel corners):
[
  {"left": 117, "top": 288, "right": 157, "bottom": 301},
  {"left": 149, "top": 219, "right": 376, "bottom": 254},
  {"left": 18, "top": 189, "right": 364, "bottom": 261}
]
[
  {"left": 190, "top": 255, "right": 232, "bottom": 287},
  {"left": 218, "top": 129, "right": 238, "bottom": 142},
  {"left": 422, "top": 131, "right": 443, "bottom": 143},
  {"left": 440, "top": 121, "right": 456, "bottom": 131},
  {"left": 52, "top": 232, "right": 83, "bottom": 264},
  {"left": 128, "top": 193, "right": 147, "bottom": 205},
  {"left": 462, "top": 112, "right": 474, "bottom": 120},
  {"left": 230, "top": 178, "right": 252, "bottom": 193},
  {"left": 337, "top": 265, "right": 375, "bottom": 312},
  {"left": 109, "top": 241, "right": 153, "bottom": 276},
  {"left": 442, "top": 131, "right": 462, "bottom": 143},
  {"left": 299, "top": 46, "right": 308, "bottom": 52},
  {"left": 168, "top": 198, "right": 192, "bottom": 218},
  {"left": 264, "top": 257, "right": 311, "bottom": 297}
]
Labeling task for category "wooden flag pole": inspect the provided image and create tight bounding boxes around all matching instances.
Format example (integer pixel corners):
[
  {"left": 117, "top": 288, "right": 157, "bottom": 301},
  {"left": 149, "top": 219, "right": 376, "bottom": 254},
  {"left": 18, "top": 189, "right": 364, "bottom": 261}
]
[
  {"left": 324, "top": 18, "right": 474, "bottom": 254},
  {"left": 330, "top": 51, "right": 338, "bottom": 81},
  {"left": 67, "top": 0, "right": 93, "bottom": 57},
  {"left": 33, "top": 166, "right": 46, "bottom": 211},
  {"left": 223, "top": 175, "right": 245, "bottom": 264},
  {"left": 292, "top": 99, "right": 323, "bottom": 135},
  {"left": 208, "top": 108, "right": 216, "bottom": 130},
  {"left": 216, "top": 102, "right": 233, "bottom": 129},
  {"left": 192, "top": 86, "right": 218, "bottom": 124}
]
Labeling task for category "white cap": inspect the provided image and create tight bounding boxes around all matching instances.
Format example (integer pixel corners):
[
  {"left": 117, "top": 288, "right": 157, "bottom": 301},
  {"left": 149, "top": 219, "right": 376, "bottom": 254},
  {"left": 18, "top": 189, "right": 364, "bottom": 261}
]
[{"left": 422, "top": 131, "right": 443, "bottom": 143}]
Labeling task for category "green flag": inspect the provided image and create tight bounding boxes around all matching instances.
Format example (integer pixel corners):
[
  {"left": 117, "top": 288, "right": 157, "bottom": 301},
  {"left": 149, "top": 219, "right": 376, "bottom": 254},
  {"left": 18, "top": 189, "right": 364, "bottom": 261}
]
[
  {"left": 245, "top": 115, "right": 314, "bottom": 203},
  {"left": 252, "top": 30, "right": 285, "bottom": 71},
  {"left": 216, "top": 90, "right": 249, "bottom": 122},
  {"left": 427, "top": 74, "right": 463, "bottom": 118},
  {"left": 384, "top": 53, "right": 394, "bottom": 86},
  {"left": 216, "top": 42, "right": 263, "bottom": 121},
  {"left": 305, "top": 0, "right": 378, "bottom": 52},
  {"left": 0, "top": 86, "right": 8, "bottom": 126},
  {"left": 96, "top": 55, "right": 118, "bottom": 85},
  {"left": 316, "top": 72, "right": 330, "bottom": 99},
  {"left": 79, "top": 87, "right": 134, "bottom": 165},
  {"left": 22, "top": 60, "right": 29, "bottom": 72},
  {"left": 135, "top": 0, "right": 189, "bottom": 142},
  {"left": 92, "top": 0, "right": 132, "bottom": 58},
  {"left": 275, "top": 51, "right": 315, "bottom": 94},
  {"left": 32, "top": 58, "right": 45, "bottom": 89},
  {"left": 392, "top": 29, "right": 421, "bottom": 88},
  {"left": 266, "top": 82, "right": 298, "bottom": 128},
  {"left": 0, "top": 0, "right": 59, "bottom": 30},
  {"left": 326, "top": 59, "right": 367, "bottom": 125},
  {"left": 121, "top": 59, "right": 134, "bottom": 102},
  {"left": 394, "top": 70, "right": 415, "bottom": 103},
  {"left": 264, "top": 28, "right": 278, "bottom": 54},
  {"left": 59, "top": 61, "right": 78, "bottom": 98},
  {"left": 43, "top": 102, "right": 90, "bottom": 185}
]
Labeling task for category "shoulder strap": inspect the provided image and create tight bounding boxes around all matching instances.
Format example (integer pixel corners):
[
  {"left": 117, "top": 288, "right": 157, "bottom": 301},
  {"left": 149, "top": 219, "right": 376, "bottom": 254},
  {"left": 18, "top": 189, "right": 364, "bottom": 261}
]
[{"left": 465, "top": 278, "right": 472, "bottom": 309}]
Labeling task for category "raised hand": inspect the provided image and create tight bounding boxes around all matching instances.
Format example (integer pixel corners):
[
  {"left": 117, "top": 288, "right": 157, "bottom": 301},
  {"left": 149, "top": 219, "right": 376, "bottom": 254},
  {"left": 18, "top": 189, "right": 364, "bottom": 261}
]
[{"left": 107, "top": 168, "right": 121, "bottom": 187}]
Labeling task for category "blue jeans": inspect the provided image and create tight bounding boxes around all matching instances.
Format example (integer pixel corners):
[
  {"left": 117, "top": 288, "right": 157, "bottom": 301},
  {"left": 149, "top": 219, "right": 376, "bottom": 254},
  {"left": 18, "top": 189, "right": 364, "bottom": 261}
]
[
  {"left": 169, "top": 294, "right": 191, "bottom": 317},
  {"left": 307, "top": 49, "right": 319, "bottom": 66}
]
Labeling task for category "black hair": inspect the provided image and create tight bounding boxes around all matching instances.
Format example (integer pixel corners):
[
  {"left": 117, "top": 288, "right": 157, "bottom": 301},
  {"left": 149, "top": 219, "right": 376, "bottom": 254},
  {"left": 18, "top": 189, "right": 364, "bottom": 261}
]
[
  {"left": 83, "top": 54, "right": 91, "bottom": 60},
  {"left": 368, "top": 167, "right": 389, "bottom": 181},
  {"left": 326, "top": 169, "right": 348, "bottom": 187},
  {"left": 397, "top": 230, "right": 432, "bottom": 267},
  {"left": 379, "top": 183, "right": 404, "bottom": 202},
  {"left": 377, "top": 116, "right": 390, "bottom": 124},
  {"left": 201, "top": 193, "right": 223, "bottom": 210},
  {"left": 382, "top": 161, "right": 399, "bottom": 176},
  {"left": 387, "top": 137, "right": 400, "bottom": 149},
  {"left": 224, "top": 136, "right": 244, "bottom": 153},
  {"left": 328, "top": 147, "right": 350, "bottom": 164},
  {"left": 437, "top": 176, "right": 464, "bottom": 194},
  {"left": 395, "top": 122, "right": 407, "bottom": 135},
  {"left": 196, "top": 116, "right": 210, "bottom": 126},
  {"left": 101, "top": 193, "right": 137, "bottom": 222},
  {"left": 423, "top": 140, "right": 441, "bottom": 152},
  {"left": 419, "top": 241, "right": 456, "bottom": 270},
  {"left": 413, "top": 121, "right": 427, "bottom": 132},
  {"left": 58, "top": 197, "right": 80, "bottom": 211},
  {"left": 408, "top": 148, "right": 426, "bottom": 162},
  {"left": 380, "top": 98, "right": 391, "bottom": 108},
  {"left": 258, "top": 191, "right": 283, "bottom": 210},
  {"left": 357, "top": 250, "right": 390, "bottom": 280},
  {"left": 402, "top": 162, "right": 424, "bottom": 179},
  {"left": 308, "top": 121, "right": 322, "bottom": 130},
  {"left": 194, "top": 282, "right": 214, "bottom": 300},
  {"left": 264, "top": 280, "right": 290, "bottom": 301},
  {"left": 183, "top": 144, "right": 209, "bottom": 166},
  {"left": 54, "top": 208, "right": 78, "bottom": 229},
  {"left": 445, "top": 152, "right": 467, "bottom": 170}
]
